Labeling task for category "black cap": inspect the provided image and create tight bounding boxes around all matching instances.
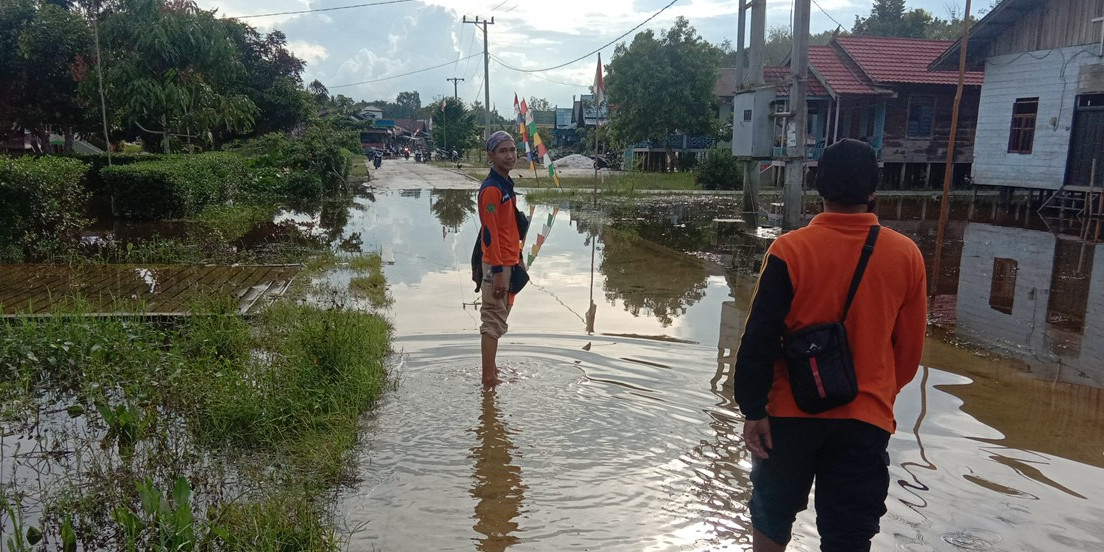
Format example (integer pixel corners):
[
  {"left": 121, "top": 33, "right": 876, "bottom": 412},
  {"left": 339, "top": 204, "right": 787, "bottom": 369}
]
[{"left": 815, "top": 138, "right": 878, "bottom": 205}]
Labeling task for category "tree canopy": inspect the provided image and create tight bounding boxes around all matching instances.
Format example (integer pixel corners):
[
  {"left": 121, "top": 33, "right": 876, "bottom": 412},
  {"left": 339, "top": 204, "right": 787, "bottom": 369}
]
[
  {"left": 606, "top": 17, "right": 721, "bottom": 150},
  {"left": 431, "top": 98, "right": 480, "bottom": 153}
]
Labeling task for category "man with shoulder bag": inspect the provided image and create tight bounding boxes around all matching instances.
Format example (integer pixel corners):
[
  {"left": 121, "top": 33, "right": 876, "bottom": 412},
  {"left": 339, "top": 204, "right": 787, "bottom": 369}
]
[
  {"left": 471, "top": 131, "right": 529, "bottom": 388},
  {"left": 733, "top": 139, "right": 927, "bottom": 551}
]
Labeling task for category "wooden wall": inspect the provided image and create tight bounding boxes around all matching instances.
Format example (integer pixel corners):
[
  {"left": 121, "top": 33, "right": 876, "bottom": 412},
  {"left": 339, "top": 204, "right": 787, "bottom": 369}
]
[
  {"left": 973, "top": 45, "right": 1100, "bottom": 190},
  {"left": 880, "top": 85, "right": 982, "bottom": 164},
  {"left": 990, "top": 0, "right": 1104, "bottom": 56}
]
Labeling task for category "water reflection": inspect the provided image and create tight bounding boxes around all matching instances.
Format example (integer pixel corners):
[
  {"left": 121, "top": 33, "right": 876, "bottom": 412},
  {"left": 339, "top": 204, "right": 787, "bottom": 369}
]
[
  {"left": 470, "top": 389, "right": 526, "bottom": 551},
  {"left": 432, "top": 189, "right": 476, "bottom": 233}
]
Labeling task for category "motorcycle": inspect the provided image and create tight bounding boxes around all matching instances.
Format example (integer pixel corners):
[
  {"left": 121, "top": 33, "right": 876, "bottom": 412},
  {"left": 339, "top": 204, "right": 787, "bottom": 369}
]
[{"left": 373, "top": 154, "right": 382, "bottom": 169}]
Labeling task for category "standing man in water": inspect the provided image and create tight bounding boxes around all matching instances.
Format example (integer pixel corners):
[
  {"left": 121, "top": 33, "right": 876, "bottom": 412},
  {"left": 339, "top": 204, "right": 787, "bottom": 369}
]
[
  {"left": 734, "top": 139, "right": 927, "bottom": 551},
  {"left": 478, "top": 130, "right": 522, "bottom": 387}
]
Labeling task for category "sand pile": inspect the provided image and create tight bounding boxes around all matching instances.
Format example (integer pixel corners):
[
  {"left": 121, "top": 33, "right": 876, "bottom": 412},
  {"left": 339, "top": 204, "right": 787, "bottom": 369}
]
[{"left": 551, "top": 154, "right": 597, "bottom": 170}]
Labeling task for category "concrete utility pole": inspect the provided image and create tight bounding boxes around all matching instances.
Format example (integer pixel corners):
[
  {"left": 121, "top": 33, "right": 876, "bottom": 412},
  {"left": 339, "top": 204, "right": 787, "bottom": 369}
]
[
  {"left": 783, "top": 0, "right": 811, "bottom": 231},
  {"left": 738, "top": 0, "right": 767, "bottom": 227},
  {"left": 446, "top": 77, "right": 465, "bottom": 99},
  {"left": 463, "top": 16, "right": 495, "bottom": 140}
]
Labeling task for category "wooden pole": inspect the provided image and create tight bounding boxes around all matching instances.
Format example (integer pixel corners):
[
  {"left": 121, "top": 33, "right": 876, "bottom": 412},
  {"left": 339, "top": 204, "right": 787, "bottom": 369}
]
[
  {"left": 1077, "top": 159, "right": 1096, "bottom": 273},
  {"left": 930, "top": 0, "right": 972, "bottom": 300}
]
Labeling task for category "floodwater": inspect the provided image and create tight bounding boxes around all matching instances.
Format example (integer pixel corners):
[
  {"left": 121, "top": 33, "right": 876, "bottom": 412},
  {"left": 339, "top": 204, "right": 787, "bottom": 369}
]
[{"left": 330, "top": 161, "right": 1104, "bottom": 551}]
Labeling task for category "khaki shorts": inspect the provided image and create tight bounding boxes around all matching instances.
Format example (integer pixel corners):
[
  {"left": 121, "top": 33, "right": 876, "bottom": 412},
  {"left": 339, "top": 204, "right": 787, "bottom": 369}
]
[{"left": 479, "top": 262, "right": 513, "bottom": 339}]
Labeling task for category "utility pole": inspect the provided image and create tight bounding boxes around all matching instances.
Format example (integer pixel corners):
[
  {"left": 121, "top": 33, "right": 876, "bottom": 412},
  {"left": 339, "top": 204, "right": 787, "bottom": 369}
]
[
  {"left": 446, "top": 77, "right": 464, "bottom": 99},
  {"left": 463, "top": 15, "right": 494, "bottom": 140},
  {"left": 783, "top": 0, "right": 810, "bottom": 231}
]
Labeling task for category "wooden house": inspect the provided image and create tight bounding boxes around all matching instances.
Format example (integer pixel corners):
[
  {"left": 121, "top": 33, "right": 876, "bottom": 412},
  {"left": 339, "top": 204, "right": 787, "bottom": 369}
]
[
  {"left": 767, "top": 36, "right": 984, "bottom": 189},
  {"left": 931, "top": 0, "right": 1104, "bottom": 203}
]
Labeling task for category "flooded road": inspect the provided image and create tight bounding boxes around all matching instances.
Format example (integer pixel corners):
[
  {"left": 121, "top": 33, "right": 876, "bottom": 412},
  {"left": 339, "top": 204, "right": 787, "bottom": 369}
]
[{"left": 334, "top": 159, "right": 1104, "bottom": 551}]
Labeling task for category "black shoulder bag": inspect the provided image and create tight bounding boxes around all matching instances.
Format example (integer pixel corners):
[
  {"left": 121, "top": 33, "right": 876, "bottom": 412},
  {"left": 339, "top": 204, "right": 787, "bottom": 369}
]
[
  {"left": 470, "top": 202, "right": 531, "bottom": 293},
  {"left": 782, "top": 225, "right": 879, "bottom": 414}
]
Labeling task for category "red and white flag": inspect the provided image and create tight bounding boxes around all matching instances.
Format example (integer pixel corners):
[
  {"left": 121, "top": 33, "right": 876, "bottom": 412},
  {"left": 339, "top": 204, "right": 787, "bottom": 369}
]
[{"left": 593, "top": 53, "right": 605, "bottom": 110}]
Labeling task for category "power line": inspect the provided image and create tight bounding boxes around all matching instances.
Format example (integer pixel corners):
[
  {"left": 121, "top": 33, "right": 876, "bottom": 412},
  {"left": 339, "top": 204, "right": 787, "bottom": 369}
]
[
  {"left": 489, "top": 55, "right": 588, "bottom": 87},
  {"left": 330, "top": 52, "right": 484, "bottom": 88},
  {"left": 810, "top": 0, "right": 847, "bottom": 31},
  {"left": 237, "top": 0, "right": 415, "bottom": 19},
  {"left": 490, "top": 0, "right": 681, "bottom": 73}
]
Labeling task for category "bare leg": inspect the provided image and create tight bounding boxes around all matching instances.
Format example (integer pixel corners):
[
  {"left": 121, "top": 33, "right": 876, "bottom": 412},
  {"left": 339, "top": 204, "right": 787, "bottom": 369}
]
[
  {"left": 481, "top": 334, "right": 501, "bottom": 387},
  {"left": 753, "top": 528, "right": 786, "bottom": 552}
]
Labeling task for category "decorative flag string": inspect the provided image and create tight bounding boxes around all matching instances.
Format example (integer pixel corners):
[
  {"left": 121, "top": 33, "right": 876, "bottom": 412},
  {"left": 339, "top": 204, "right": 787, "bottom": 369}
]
[
  {"left": 527, "top": 206, "right": 560, "bottom": 266},
  {"left": 514, "top": 92, "right": 561, "bottom": 187}
]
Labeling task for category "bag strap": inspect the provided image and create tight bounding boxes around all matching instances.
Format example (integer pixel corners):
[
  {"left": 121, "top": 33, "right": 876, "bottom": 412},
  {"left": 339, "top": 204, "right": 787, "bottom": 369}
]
[{"left": 841, "top": 225, "right": 880, "bottom": 322}]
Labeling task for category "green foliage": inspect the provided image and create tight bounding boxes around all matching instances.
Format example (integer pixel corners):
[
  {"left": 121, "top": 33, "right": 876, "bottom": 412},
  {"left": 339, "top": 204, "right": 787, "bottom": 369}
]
[
  {"left": 237, "top": 122, "right": 357, "bottom": 200},
  {"left": 695, "top": 149, "right": 744, "bottom": 190},
  {"left": 0, "top": 155, "right": 90, "bottom": 262},
  {"left": 103, "top": 152, "right": 251, "bottom": 219},
  {"left": 196, "top": 204, "right": 278, "bottom": 242},
  {"left": 112, "top": 477, "right": 226, "bottom": 552},
  {"left": 219, "top": 22, "right": 311, "bottom": 138},
  {"left": 852, "top": 0, "right": 971, "bottom": 39},
  {"left": 68, "top": 152, "right": 164, "bottom": 198},
  {"left": 607, "top": 17, "right": 722, "bottom": 147},
  {"left": 432, "top": 98, "right": 480, "bottom": 153},
  {"left": 193, "top": 304, "right": 391, "bottom": 449},
  {"left": 93, "top": 0, "right": 259, "bottom": 153},
  {"left": 0, "top": 0, "right": 93, "bottom": 146}
]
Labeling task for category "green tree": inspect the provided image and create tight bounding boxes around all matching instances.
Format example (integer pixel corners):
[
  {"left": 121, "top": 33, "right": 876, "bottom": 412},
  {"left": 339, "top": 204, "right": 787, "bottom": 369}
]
[
  {"left": 309, "top": 79, "right": 329, "bottom": 105},
  {"left": 852, "top": 0, "right": 934, "bottom": 38},
  {"left": 93, "top": 0, "right": 258, "bottom": 153},
  {"left": 527, "top": 97, "right": 552, "bottom": 112},
  {"left": 394, "top": 91, "right": 421, "bottom": 118},
  {"left": 432, "top": 98, "right": 480, "bottom": 154},
  {"left": 606, "top": 17, "right": 721, "bottom": 170},
  {"left": 0, "top": 0, "right": 92, "bottom": 151},
  {"left": 221, "top": 21, "right": 311, "bottom": 138}
]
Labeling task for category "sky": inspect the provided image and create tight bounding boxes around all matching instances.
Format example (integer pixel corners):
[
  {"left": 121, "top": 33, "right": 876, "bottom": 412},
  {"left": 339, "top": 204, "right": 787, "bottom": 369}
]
[{"left": 195, "top": 0, "right": 970, "bottom": 118}]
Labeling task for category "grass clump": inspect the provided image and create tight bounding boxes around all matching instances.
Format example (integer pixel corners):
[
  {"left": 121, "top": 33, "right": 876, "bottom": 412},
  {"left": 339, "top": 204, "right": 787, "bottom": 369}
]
[
  {"left": 196, "top": 204, "right": 279, "bottom": 242},
  {"left": 0, "top": 298, "right": 392, "bottom": 549},
  {"left": 346, "top": 253, "right": 382, "bottom": 271},
  {"left": 349, "top": 273, "right": 389, "bottom": 308}
]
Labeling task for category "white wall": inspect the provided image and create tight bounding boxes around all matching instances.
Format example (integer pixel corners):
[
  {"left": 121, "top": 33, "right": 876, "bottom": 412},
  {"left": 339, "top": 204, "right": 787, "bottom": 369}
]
[
  {"left": 972, "top": 45, "right": 1102, "bottom": 190},
  {"left": 955, "top": 223, "right": 1056, "bottom": 357}
]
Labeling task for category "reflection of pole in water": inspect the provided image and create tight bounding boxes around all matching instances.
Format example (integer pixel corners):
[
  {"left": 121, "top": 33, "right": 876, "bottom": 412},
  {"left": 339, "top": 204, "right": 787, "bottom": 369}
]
[
  {"left": 898, "top": 364, "right": 937, "bottom": 511},
  {"left": 471, "top": 389, "right": 526, "bottom": 551},
  {"left": 587, "top": 229, "right": 597, "bottom": 334}
]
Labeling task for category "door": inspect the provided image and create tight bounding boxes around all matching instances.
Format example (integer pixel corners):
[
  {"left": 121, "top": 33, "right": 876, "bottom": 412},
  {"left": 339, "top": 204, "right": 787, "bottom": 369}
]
[{"left": 1066, "top": 94, "right": 1104, "bottom": 187}]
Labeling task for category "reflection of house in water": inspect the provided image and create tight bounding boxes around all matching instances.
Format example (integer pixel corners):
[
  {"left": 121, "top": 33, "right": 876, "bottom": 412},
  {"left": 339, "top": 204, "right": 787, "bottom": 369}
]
[{"left": 954, "top": 223, "right": 1103, "bottom": 388}]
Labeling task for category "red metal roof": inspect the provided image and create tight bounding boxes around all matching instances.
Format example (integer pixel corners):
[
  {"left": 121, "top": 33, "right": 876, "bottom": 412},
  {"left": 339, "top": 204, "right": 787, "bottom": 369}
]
[
  {"left": 808, "top": 45, "right": 881, "bottom": 95},
  {"left": 763, "top": 65, "right": 830, "bottom": 97},
  {"left": 834, "top": 36, "right": 983, "bottom": 86}
]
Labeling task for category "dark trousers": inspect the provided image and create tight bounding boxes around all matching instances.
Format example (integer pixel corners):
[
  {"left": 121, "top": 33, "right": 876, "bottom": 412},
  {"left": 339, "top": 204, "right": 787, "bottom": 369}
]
[{"left": 749, "top": 416, "right": 891, "bottom": 551}]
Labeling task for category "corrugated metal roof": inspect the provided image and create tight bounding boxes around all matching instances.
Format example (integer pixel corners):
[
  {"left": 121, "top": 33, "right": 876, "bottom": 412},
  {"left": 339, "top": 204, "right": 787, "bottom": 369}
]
[{"left": 835, "top": 36, "right": 984, "bottom": 85}]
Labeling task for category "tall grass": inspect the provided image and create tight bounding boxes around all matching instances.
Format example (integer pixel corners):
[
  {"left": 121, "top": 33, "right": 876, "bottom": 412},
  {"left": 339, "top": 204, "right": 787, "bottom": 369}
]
[{"left": 0, "top": 297, "right": 392, "bottom": 549}]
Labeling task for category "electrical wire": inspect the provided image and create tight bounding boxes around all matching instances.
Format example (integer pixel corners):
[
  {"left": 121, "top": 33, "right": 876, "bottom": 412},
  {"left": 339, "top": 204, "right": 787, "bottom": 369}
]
[
  {"left": 330, "top": 52, "right": 484, "bottom": 88},
  {"left": 489, "top": 54, "right": 589, "bottom": 87},
  {"left": 810, "top": 0, "right": 847, "bottom": 30},
  {"left": 237, "top": 0, "right": 415, "bottom": 19},
  {"left": 490, "top": 0, "right": 681, "bottom": 73}
]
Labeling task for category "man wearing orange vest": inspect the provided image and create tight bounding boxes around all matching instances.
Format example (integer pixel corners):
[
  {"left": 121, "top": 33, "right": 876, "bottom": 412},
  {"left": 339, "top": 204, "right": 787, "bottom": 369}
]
[
  {"left": 478, "top": 130, "right": 523, "bottom": 387},
  {"left": 734, "top": 139, "right": 927, "bottom": 551}
]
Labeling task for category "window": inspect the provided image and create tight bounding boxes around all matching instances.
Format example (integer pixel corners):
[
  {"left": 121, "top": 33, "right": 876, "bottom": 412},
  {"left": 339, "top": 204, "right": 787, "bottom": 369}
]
[
  {"left": 989, "top": 258, "right": 1017, "bottom": 314},
  {"left": 906, "top": 95, "right": 935, "bottom": 138},
  {"left": 1008, "top": 98, "right": 1038, "bottom": 154}
]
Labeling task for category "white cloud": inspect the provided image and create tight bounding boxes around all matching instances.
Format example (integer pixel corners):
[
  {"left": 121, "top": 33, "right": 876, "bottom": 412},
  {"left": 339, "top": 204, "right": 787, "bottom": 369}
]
[
  {"left": 286, "top": 40, "right": 328, "bottom": 66},
  {"left": 196, "top": 0, "right": 958, "bottom": 116}
]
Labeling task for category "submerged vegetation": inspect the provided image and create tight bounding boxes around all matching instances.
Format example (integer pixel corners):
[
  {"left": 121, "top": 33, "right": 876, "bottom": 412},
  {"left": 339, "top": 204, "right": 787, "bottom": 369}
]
[{"left": 0, "top": 297, "right": 391, "bottom": 549}]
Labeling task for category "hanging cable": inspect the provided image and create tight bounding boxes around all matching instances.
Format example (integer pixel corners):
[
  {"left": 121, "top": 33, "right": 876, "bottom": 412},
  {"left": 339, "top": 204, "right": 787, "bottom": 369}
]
[
  {"left": 810, "top": 0, "right": 847, "bottom": 31},
  {"left": 489, "top": 55, "right": 588, "bottom": 87},
  {"left": 237, "top": 0, "right": 415, "bottom": 19},
  {"left": 490, "top": 0, "right": 681, "bottom": 73},
  {"left": 330, "top": 53, "right": 484, "bottom": 88}
]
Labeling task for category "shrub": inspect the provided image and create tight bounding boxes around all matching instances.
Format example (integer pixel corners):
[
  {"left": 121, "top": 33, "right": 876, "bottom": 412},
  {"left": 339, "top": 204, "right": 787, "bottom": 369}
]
[
  {"left": 234, "top": 122, "right": 357, "bottom": 201},
  {"left": 0, "top": 155, "right": 91, "bottom": 261},
  {"left": 695, "top": 149, "right": 744, "bottom": 190},
  {"left": 103, "top": 152, "right": 251, "bottom": 219},
  {"left": 66, "top": 152, "right": 163, "bottom": 199}
]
